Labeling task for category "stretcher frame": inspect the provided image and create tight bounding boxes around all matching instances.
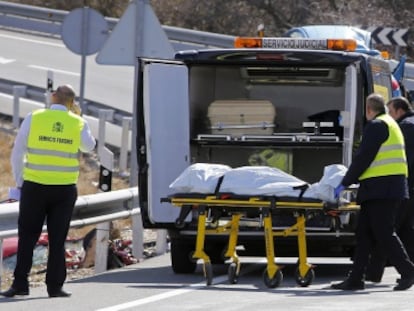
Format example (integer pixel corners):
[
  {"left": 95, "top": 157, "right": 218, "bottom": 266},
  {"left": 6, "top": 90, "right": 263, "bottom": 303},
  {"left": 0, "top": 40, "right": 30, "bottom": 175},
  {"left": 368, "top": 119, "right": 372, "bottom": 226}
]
[{"left": 162, "top": 193, "right": 359, "bottom": 287}]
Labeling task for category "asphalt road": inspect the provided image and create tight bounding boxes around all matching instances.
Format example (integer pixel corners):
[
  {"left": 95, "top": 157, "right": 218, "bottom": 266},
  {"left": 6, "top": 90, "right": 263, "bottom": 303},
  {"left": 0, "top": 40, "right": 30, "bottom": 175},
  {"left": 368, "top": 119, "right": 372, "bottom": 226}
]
[
  {"left": 0, "top": 29, "right": 134, "bottom": 113},
  {"left": 2, "top": 25, "right": 414, "bottom": 311},
  {"left": 1, "top": 253, "right": 413, "bottom": 311}
]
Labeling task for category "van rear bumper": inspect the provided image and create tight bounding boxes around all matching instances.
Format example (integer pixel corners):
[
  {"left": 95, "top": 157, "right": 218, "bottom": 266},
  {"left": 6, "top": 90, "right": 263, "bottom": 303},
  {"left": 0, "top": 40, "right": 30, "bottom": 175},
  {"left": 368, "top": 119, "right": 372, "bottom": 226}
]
[{"left": 168, "top": 229, "right": 356, "bottom": 258}]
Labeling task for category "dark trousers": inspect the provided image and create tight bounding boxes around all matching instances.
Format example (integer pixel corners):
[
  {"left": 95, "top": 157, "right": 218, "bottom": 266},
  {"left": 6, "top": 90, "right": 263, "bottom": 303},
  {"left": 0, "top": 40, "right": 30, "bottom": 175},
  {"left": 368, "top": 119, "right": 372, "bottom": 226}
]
[
  {"left": 12, "top": 181, "right": 77, "bottom": 291},
  {"left": 349, "top": 199, "right": 414, "bottom": 281},
  {"left": 365, "top": 197, "right": 414, "bottom": 280}
]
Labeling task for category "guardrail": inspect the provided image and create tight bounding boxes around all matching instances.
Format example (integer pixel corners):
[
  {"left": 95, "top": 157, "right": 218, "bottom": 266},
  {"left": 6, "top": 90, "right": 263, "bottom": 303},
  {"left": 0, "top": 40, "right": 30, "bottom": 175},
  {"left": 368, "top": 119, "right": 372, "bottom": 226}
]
[
  {"left": 0, "top": 187, "right": 138, "bottom": 236},
  {"left": 0, "top": 1, "right": 235, "bottom": 48},
  {"left": 0, "top": 187, "right": 141, "bottom": 285},
  {"left": 0, "top": 78, "right": 132, "bottom": 128},
  {"left": 0, "top": 0, "right": 235, "bottom": 140}
]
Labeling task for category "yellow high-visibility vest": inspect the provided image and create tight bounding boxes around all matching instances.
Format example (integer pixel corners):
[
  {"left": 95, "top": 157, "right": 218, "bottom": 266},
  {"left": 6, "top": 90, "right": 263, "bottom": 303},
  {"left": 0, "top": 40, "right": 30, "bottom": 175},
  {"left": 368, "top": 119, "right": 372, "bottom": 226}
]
[
  {"left": 23, "top": 109, "right": 84, "bottom": 185},
  {"left": 359, "top": 114, "right": 407, "bottom": 180}
]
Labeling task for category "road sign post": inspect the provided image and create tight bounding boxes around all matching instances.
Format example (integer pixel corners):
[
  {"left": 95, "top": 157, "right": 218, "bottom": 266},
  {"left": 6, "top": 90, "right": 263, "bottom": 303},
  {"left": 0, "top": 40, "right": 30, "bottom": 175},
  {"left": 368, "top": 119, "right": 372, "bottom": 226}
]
[{"left": 61, "top": 7, "right": 109, "bottom": 113}]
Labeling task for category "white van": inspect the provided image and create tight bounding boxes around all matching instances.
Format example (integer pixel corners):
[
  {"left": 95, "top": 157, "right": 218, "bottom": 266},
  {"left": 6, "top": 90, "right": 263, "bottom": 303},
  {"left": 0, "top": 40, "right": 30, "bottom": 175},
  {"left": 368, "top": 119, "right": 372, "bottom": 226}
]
[{"left": 136, "top": 36, "right": 396, "bottom": 273}]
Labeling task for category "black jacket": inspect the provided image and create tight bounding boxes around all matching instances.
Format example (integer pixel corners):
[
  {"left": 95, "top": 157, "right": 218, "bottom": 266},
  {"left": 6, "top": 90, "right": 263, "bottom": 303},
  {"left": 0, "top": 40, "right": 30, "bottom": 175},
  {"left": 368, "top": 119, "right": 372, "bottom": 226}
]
[
  {"left": 342, "top": 113, "right": 408, "bottom": 204},
  {"left": 397, "top": 111, "right": 414, "bottom": 194}
]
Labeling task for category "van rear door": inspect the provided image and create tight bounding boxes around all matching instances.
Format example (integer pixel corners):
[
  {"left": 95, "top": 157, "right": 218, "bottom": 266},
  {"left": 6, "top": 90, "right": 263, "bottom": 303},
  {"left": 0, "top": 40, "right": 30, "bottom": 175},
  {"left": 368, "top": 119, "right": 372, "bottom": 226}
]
[{"left": 141, "top": 61, "right": 190, "bottom": 225}]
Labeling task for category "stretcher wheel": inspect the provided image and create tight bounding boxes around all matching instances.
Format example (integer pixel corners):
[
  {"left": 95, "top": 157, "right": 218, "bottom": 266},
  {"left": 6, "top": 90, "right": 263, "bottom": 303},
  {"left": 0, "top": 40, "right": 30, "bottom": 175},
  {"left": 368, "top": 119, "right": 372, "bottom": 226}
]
[
  {"left": 294, "top": 267, "right": 315, "bottom": 287},
  {"left": 228, "top": 262, "right": 239, "bottom": 284},
  {"left": 204, "top": 263, "right": 213, "bottom": 286},
  {"left": 263, "top": 268, "right": 283, "bottom": 288}
]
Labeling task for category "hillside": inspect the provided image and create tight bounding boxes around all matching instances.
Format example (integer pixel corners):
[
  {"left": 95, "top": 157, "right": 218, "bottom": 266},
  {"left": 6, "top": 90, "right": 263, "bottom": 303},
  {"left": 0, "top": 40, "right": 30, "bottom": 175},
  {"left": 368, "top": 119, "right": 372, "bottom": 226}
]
[{"left": 6, "top": 0, "right": 414, "bottom": 60}]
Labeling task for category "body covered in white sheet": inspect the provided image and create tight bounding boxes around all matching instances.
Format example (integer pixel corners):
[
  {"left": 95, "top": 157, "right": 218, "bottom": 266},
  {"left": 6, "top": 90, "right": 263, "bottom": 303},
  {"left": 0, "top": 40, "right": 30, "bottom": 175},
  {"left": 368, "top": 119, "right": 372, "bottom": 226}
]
[{"left": 170, "top": 163, "right": 348, "bottom": 203}]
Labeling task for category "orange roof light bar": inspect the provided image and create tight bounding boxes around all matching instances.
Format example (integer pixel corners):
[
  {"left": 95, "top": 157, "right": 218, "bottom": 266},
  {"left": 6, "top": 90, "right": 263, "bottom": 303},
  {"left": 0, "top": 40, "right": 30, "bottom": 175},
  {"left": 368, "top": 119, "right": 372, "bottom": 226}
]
[
  {"left": 234, "top": 37, "right": 357, "bottom": 52},
  {"left": 327, "top": 39, "right": 357, "bottom": 51},
  {"left": 234, "top": 37, "right": 263, "bottom": 48}
]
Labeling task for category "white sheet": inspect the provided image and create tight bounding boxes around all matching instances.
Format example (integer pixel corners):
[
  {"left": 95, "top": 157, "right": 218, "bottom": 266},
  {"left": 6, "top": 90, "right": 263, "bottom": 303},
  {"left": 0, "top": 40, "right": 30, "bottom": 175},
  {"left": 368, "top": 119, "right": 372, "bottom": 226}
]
[
  {"left": 169, "top": 163, "right": 231, "bottom": 193},
  {"left": 169, "top": 163, "right": 348, "bottom": 203}
]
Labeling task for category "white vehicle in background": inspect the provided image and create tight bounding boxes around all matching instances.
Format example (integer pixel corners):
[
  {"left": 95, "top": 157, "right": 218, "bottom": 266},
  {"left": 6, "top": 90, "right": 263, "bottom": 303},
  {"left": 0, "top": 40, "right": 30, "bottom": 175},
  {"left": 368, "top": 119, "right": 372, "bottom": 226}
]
[{"left": 285, "top": 25, "right": 414, "bottom": 99}]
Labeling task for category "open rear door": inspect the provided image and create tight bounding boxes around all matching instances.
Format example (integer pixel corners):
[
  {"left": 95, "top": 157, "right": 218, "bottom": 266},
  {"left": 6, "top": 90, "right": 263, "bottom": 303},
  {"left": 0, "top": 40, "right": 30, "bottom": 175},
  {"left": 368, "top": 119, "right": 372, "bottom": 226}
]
[
  {"left": 143, "top": 61, "right": 190, "bottom": 224},
  {"left": 342, "top": 63, "right": 358, "bottom": 166}
]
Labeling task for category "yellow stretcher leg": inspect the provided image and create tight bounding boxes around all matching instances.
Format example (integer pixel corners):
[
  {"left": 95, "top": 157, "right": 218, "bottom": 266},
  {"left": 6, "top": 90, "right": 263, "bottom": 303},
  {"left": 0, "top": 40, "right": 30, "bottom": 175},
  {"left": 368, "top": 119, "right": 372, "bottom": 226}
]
[
  {"left": 276, "top": 213, "right": 315, "bottom": 286},
  {"left": 224, "top": 214, "right": 241, "bottom": 261},
  {"left": 224, "top": 214, "right": 242, "bottom": 284},
  {"left": 262, "top": 207, "right": 283, "bottom": 288},
  {"left": 295, "top": 213, "right": 315, "bottom": 286},
  {"left": 296, "top": 214, "right": 311, "bottom": 276},
  {"left": 264, "top": 212, "right": 278, "bottom": 278},
  {"left": 192, "top": 205, "right": 213, "bottom": 285}
]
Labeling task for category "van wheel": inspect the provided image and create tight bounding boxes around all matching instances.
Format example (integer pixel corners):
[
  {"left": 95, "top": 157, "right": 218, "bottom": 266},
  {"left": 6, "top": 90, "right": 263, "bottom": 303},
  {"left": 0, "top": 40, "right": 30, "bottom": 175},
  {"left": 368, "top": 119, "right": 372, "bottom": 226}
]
[{"left": 170, "top": 239, "right": 197, "bottom": 274}]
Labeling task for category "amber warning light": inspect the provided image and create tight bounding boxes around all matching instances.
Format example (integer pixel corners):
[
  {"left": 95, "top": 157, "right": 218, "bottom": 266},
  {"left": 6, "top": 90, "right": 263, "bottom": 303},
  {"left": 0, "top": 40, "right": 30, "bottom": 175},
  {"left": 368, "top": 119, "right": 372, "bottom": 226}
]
[{"left": 234, "top": 37, "right": 357, "bottom": 52}]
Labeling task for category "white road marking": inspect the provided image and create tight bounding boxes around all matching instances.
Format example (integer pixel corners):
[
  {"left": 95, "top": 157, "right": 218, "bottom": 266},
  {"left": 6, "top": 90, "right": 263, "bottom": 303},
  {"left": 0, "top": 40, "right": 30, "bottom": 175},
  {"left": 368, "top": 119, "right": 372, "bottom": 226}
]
[
  {"left": 95, "top": 260, "right": 266, "bottom": 311},
  {"left": 0, "top": 33, "right": 64, "bottom": 47},
  {"left": 95, "top": 276, "right": 227, "bottom": 311},
  {"left": 0, "top": 56, "right": 15, "bottom": 64},
  {"left": 28, "top": 65, "right": 80, "bottom": 77}
]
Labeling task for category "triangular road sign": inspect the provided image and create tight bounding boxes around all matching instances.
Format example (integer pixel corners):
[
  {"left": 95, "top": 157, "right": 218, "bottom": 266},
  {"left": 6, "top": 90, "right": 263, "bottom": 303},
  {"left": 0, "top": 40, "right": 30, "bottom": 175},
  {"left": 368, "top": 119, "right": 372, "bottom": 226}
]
[{"left": 96, "top": 0, "right": 175, "bottom": 65}]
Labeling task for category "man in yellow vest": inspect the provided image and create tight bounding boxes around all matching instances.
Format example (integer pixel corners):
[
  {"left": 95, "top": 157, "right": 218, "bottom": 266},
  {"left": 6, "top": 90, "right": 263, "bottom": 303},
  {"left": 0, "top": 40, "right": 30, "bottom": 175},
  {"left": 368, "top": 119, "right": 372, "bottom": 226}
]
[
  {"left": 365, "top": 96, "right": 414, "bottom": 282},
  {"left": 1, "top": 85, "right": 96, "bottom": 298},
  {"left": 331, "top": 93, "right": 414, "bottom": 291}
]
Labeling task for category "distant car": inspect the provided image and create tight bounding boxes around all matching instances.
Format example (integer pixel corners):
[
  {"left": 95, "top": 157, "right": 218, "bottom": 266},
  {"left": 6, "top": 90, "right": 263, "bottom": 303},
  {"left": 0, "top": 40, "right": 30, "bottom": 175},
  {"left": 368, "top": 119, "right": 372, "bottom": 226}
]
[{"left": 283, "top": 25, "right": 380, "bottom": 56}]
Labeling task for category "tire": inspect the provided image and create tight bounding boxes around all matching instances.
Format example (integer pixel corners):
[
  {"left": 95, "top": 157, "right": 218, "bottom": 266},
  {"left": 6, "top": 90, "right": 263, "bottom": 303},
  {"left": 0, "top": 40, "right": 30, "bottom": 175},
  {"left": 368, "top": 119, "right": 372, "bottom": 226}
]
[
  {"left": 294, "top": 267, "right": 315, "bottom": 287},
  {"left": 263, "top": 268, "right": 283, "bottom": 288},
  {"left": 204, "top": 263, "right": 213, "bottom": 286},
  {"left": 170, "top": 239, "right": 197, "bottom": 274},
  {"left": 228, "top": 262, "right": 239, "bottom": 284}
]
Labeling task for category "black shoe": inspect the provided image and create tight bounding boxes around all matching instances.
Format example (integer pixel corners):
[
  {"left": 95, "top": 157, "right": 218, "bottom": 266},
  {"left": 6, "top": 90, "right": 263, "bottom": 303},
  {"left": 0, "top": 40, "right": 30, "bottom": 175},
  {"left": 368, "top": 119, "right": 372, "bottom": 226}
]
[
  {"left": 365, "top": 276, "right": 382, "bottom": 283},
  {"left": 48, "top": 289, "right": 72, "bottom": 298},
  {"left": 394, "top": 275, "right": 414, "bottom": 291},
  {"left": 0, "top": 287, "right": 29, "bottom": 297},
  {"left": 331, "top": 278, "right": 365, "bottom": 290}
]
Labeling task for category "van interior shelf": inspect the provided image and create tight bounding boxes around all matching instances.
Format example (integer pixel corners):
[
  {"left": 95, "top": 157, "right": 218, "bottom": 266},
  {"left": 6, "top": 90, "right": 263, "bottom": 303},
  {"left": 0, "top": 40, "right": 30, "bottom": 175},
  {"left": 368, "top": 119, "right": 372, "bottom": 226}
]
[{"left": 195, "top": 133, "right": 341, "bottom": 147}]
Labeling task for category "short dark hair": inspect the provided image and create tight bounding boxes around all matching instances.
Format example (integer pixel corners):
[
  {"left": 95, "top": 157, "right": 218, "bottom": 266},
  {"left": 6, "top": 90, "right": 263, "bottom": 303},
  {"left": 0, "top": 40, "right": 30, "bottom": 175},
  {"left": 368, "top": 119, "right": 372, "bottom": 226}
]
[
  {"left": 366, "top": 93, "right": 386, "bottom": 114},
  {"left": 387, "top": 96, "right": 413, "bottom": 113}
]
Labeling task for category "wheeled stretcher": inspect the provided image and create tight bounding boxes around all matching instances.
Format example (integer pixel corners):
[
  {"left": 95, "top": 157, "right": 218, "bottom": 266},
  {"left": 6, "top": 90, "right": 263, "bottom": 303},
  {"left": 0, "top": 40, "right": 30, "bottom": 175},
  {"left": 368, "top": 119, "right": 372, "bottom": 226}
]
[{"left": 161, "top": 191, "right": 359, "bottom": 288}]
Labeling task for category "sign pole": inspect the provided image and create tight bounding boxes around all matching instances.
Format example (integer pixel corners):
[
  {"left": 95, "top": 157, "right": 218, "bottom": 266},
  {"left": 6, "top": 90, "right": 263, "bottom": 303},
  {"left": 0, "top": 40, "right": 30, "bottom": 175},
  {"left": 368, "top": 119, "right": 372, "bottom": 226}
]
[
  {"left": 61, "top": 7, "right": 108, "bottom": 113},
  {"left": 79, "top": 7, "right": 90, "bottom": 114}
]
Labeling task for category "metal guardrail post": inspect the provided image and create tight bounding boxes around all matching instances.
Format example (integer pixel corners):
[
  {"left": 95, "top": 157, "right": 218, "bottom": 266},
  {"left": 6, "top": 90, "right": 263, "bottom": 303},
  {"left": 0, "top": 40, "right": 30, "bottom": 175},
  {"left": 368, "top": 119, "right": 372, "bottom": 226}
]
[
  {"left": 0, "top": 238, "right": 3, "bottom": 289},
  {"left": 98, "top": 109, "right": 114, "bottom": 192},
  {"left": 155, "top": 230, "right": 168, "bottom": 255},
  {"left": 95, "top": 222, "right": 110, "bottom": 274},
  {"left": 98, "top": 109, "right": 114, "bottom": 155},
  {"left": 131, "top": 196, "right": 144, "bottom": 260},
  {"left": 95, "top": 109, "right": 115, "bottom": 272},
  {"left": 12, "top": 85, "right": 27, "bottom": 128},
  {"left": 119, "top": 116, "right": 132, "bottom": 176},
  {"left": 45, "top": 70, "right": 53, "bottom": 108}
]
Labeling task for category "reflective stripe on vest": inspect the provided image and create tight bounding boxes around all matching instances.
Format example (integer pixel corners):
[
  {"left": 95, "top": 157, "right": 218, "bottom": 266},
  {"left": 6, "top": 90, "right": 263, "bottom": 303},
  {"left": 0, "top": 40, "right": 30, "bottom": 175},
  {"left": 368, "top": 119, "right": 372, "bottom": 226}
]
[
  {"left": 23, "top": 109, "right": 84, "bottom": 185},
  {"left": 27, "top": 147, "right": 80, "bottom": 159},
  {"left": 359, "top": 114, "right": 407, "bottom": 180}
]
